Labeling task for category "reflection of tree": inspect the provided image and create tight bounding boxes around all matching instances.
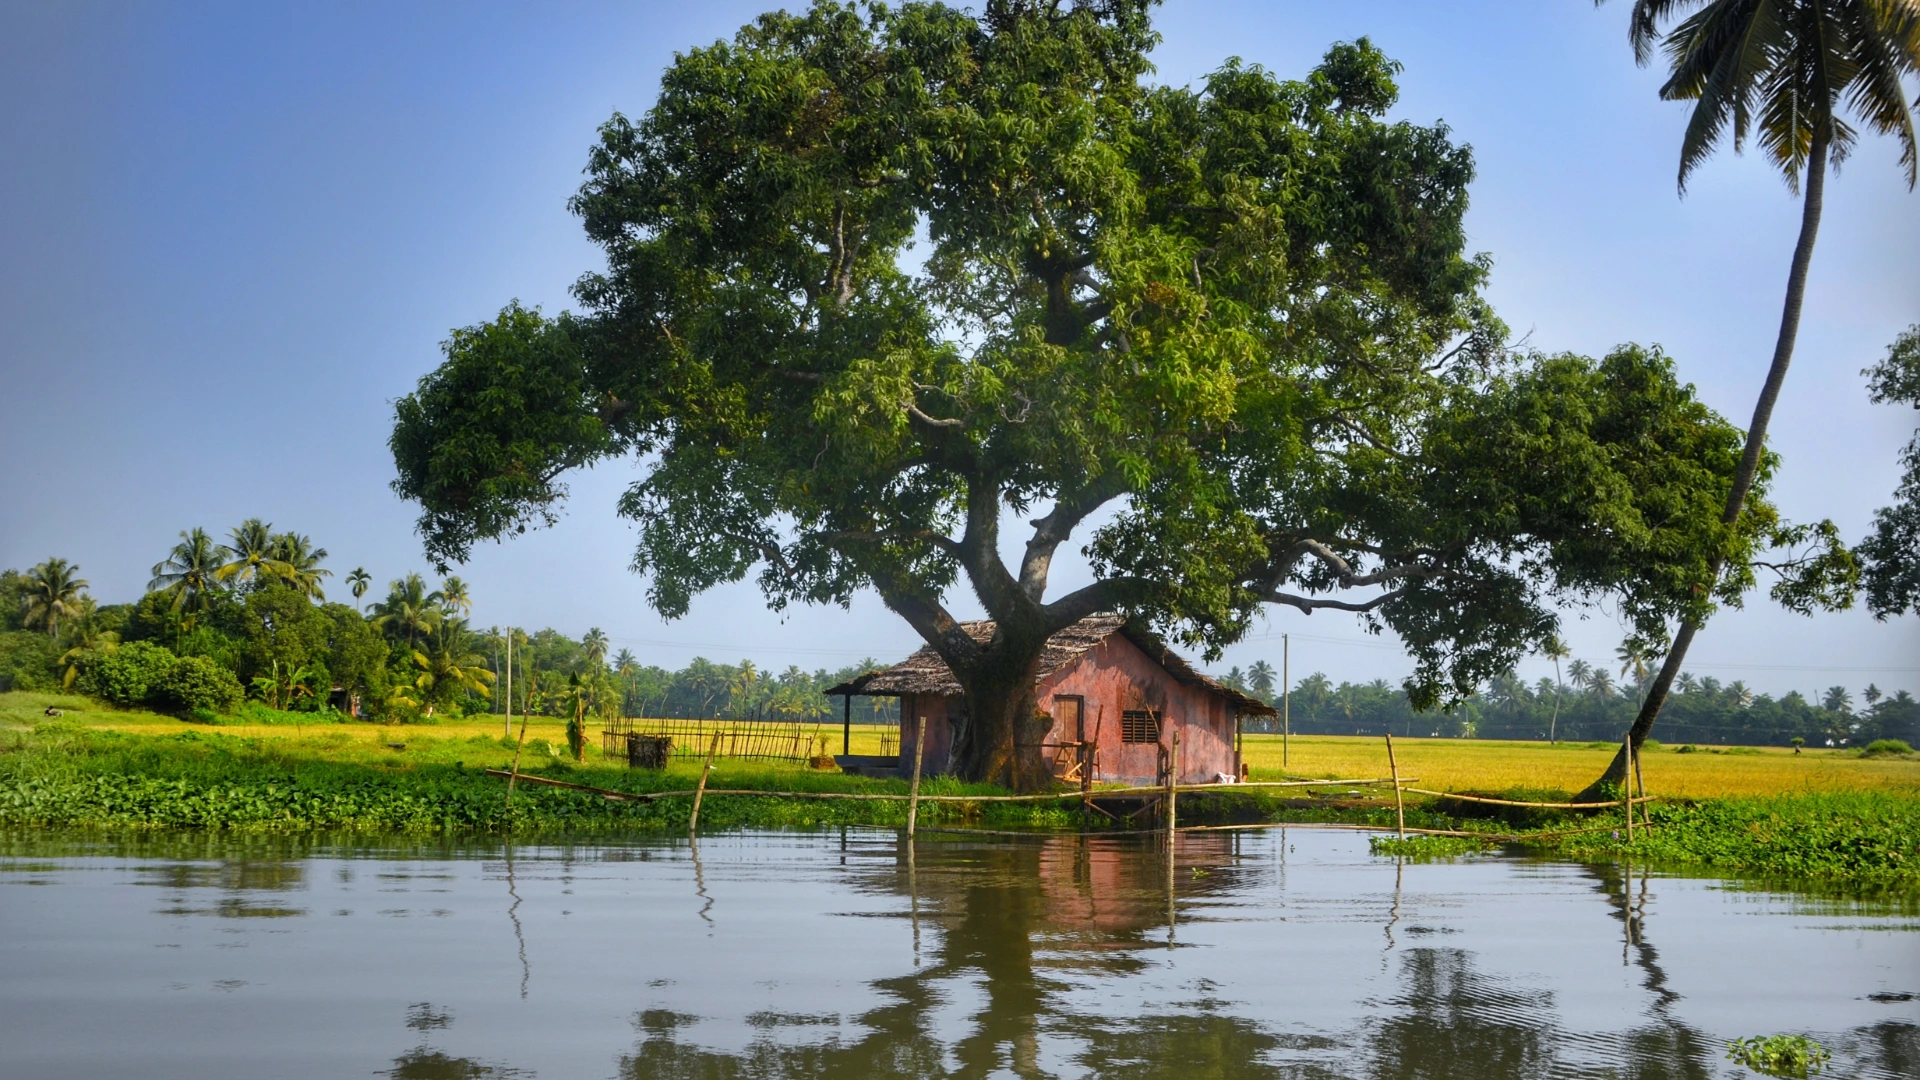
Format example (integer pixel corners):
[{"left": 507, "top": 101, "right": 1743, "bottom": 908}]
[
  {"left": 617, "top": 835, "right": 1285, "bottom": 1080},
  {"left": 383, "top": 1002, "right": 530, "bottom": 1079},
  {"left": 1367, "top": 948, "right": 1553, "bottom": 1079},
  {"left": 1585, "top": 864, "right": 1718, "bottom": 1080},
  {"left": 1848, "top": 1021, "right": 1919, "bottom": 1078}
]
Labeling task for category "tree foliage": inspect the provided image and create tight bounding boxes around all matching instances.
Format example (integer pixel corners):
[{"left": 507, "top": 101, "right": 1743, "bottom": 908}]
[
  {"left": 1860, "top": 323, "right": 1920, "bottom": 617},
  {"left": 390, "top": 1, "right": 1801, "bottom": 787}
]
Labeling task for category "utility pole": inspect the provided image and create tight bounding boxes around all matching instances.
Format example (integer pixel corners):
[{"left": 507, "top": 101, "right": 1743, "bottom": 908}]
[{"left": 1282, "top": 633, "right": 1290, "bottom": 771}]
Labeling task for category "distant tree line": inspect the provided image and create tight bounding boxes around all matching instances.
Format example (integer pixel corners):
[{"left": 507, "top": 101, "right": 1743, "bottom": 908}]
[
  {"left": 1216, "top": 663, "right": 1918, "bottom": 748},
  {"left": 0, "top": 524, "right": 896, "bottom": 727}
]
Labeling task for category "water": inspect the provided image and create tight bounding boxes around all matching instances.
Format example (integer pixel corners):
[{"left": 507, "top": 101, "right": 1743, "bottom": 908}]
[{"left": 1, "top": 828, "right": 1915, "bottom": 1079}]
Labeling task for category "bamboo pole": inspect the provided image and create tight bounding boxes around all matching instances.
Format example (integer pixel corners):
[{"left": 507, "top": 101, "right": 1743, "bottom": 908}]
[
  {"left": 905, "top": 715, "right": 927, "bottom": 841},
  {"left": 1633, "top": 741, "right": 1650, "bottom": 826},
  {"left": 1386, "top": 732, "right": 1405, "bottom": 839},
  {"left": 688, "top": 732, "right": 720, "bottom": 834},
  {"left": 1623, "top": 734, "right": 1634, "bottom": 844},
  {"left": 482, "top": 770, "right": 1421, "bottom": 804},
  {"left": 504, "top": 704, "right": 531, "bottom": 809},
  {"left": 1401, "top": 788, "right": 1653, "bottom": 810}
]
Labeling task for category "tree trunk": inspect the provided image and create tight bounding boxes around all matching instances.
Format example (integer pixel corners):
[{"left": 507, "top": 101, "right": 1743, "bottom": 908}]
[
  {"left": 945, "top": 634, "right": 1055, "bottom": 793},
  {"left": 1576, "top": 132, "right": 1828, "bottom": 801}
]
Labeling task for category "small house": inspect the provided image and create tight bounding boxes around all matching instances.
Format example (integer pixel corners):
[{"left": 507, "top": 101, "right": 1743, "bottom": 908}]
[{"left": 829, "top": 613, "right": 1276, "bottom": 785}]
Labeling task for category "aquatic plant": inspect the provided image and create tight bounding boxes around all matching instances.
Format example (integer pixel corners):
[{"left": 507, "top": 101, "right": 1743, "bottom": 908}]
[{"left": 1726, "top": 1033, "right": 1829, "bottom": 1078}]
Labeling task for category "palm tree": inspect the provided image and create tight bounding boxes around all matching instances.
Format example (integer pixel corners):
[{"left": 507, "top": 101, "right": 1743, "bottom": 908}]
[
  {"left": 371, "top": 573, "right": 444, "bottom": 648},
  {"left": 581, "top": 627, "right": 610, "bottom": 672},
  {"left": 1589, "top": 0, "right": 1920, "bottom": 795},
  {"left": 613, "top": 647, "right": 639, "bottom": 716},
  {"left": 439, "top": 575, "right": 471, "bottom": 618},
  {"left": 1615, "top": 641, "right": 1653, "bottom": 706},
  {"left": 1728, "top": 680, "right": 1755, "bottom": 708},
  {"left": 59, "top": 597, "right": 120, "bottom": 687},
  {"left": 270, "top": 532, "right": 331, "bottom": 600},
  {"left": 149, "top": 528, "right": 224, "bottom": 624},
  {"left": 1541, "top": 637, "right": 1570, "bottom": 743},
  {"left": 22, "top": 558, "right": 88, "bottom": 640},
  {"left": 216, "top": 519, "right": 293, "bottom": 588},
  {"left": 729, "top": 659, "right": 762, "bottom": 720},
  {"left": 347, "top": 567, "right": 372, "bottom": 611},
  {"left": 410, "top": 617, "right": 497, "bottom": 716},
  {"left": 1247, "top": 660, "right": 1277, "bottom": 701}
]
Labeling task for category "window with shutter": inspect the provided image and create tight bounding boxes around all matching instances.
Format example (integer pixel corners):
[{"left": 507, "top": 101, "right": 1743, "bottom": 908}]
[{"left": 1120, "top": 709, "right": 1159, "bottom": 744}]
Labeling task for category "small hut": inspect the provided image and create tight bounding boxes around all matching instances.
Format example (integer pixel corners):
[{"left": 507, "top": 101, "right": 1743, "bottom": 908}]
[{"left": 828, "top": 613, "right": 1276, "bottom": 785}]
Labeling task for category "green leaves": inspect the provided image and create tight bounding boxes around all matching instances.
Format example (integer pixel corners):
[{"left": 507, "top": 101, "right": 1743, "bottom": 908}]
[
  {"left": 390, "top": 304, "right": 613, "bottom": 570},
  {"left": 391, "top": 2, "right": 1794, "bottom": 725}
]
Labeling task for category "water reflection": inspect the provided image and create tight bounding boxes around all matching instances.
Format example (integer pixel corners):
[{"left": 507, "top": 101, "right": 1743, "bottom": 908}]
[
  {"left": 2, "top": 828, "right": 1916, "bottom": 1080},
  {"left": 383, "top": 1003, "right": 530, "bottom": 1079}
]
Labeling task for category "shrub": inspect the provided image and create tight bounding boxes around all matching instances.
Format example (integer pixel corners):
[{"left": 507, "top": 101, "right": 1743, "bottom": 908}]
[
  {"left": 155, "top": 655, "right": 244, "bottom": 715},
  {"left": 1862, "top": 739, "right": 1913, "bottom": 757},
  {"left": 76, "top": 641, "right": 178, "bottom": 706}
]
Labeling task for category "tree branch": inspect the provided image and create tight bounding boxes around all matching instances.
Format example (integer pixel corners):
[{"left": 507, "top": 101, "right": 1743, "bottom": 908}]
[
  {"left": 1261, "top": 584, "right": 1413, "bottom": 614},
  {"left": 1018, "top": 474, "right": 1128, "bottom": 601}
]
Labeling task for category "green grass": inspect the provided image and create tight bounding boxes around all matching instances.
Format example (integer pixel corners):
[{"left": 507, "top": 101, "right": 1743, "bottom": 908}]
[{"left": 3, "top": 691, "right": 1916, "bottom": 885}]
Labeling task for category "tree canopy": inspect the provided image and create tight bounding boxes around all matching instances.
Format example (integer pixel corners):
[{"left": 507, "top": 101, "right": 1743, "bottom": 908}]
[
  {"left": 391, "top": 1, "right": 1790, "bottom": 787},
  {"left": 1861, "top": 324, "right": 1920, "bottom": 617}
]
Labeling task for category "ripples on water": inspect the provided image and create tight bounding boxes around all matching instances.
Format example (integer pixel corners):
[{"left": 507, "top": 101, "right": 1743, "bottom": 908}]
[{"left": 0, "top": 828, "right": 1914, "bottom": 1079}]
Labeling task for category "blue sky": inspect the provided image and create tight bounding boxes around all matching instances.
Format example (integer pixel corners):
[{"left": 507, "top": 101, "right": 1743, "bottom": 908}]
[{"left": 2, "top": 1, "right": 1915, "bottom": 696}]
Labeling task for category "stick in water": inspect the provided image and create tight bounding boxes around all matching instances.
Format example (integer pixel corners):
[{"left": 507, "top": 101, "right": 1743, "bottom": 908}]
[
  {"left": 689, "top": 732, "right": 720, "bottom": 834},
  {"left": 1623, "top": 734, "right": 1634, "bottom": 844},
  {"left": 906, "top": 715, "right": 927, "bottom": 841},
  {"left": 1385, "top": 733, "right": 1406, "bottom": 840}
]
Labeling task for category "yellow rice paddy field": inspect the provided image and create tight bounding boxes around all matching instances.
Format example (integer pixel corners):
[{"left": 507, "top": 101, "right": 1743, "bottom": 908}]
[
  {"left": 5, "top": 694, "right": 1915, "bottom": 799},
  {"left": 1238, "top": 732, "right": 1920, "bottom": 798}
]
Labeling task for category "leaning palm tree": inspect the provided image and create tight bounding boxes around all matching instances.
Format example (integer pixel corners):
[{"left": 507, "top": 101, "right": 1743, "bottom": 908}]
[
  {"left": 1586, "top": 0, "right": 1920, "bottom": 797},
  {"left": 346, "top": 567, "right": 372, "bottom": 611},
  {"left": 270, "top": 532, "right": 331, "bottom": 600},
  {"left": 22, "top": 557, "right": 88, "bottom": 640},
  {"left": 215, "top": 519, "right": 292, "bottom": 589},
  {"left": 149, "top": 528, "right": 224, "bottom": 624}
]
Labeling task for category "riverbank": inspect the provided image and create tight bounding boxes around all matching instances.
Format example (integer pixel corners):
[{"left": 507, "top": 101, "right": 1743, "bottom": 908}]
[{"left": 2, "top": 693, "right": 1916, "bottom": 883}]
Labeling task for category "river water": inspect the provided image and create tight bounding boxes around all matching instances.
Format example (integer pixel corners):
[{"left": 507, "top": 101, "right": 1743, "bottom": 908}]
[{"left": 1, "top": 827, "right": 1914, "bottom": 1079}]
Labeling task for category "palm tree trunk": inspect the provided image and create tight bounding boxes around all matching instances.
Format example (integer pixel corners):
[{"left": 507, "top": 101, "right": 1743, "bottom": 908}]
[{"left": 1577, "top": 132, "right": 1828, "bottom": 800}]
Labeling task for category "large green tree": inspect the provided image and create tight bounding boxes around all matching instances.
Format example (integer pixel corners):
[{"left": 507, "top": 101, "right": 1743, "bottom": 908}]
[
  {"left": 392, "top": 1, "right": 1789, "bottom": 789},
  {"left": 1582, "top": 0, "right": 1918, "bottom": 796}
]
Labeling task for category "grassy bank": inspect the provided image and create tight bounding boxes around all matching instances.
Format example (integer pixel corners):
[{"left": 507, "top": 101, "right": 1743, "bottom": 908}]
[{"left": 3, "top": 692, "right": 1916, "bottom": 884}]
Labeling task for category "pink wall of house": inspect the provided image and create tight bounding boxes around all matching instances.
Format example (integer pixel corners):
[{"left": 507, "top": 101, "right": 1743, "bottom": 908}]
[
  {"left": 898, "top": 693, "right": 954, "bottom": 775},
  {"left": 892, "top": 633, "right": 1241, "bottom": 785}
]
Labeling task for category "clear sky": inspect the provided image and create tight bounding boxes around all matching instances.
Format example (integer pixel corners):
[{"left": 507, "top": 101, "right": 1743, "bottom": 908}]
[{"left": 2, "top": 1, "right": 1915, "bottom": 697}]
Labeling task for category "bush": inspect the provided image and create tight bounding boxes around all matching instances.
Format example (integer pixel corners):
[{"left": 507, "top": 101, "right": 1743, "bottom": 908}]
[
  {"left": 155, "top": 656, "right": 244, "bottom": 715},
  {"left": 1862, "top": 739, "right": 1913, "bottom": 757},
  {"left": 76, "top": 642, "right": 178, "bottom": 706}
]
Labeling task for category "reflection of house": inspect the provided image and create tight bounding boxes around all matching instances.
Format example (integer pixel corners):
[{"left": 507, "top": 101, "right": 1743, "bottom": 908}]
[{"left": 828, "top": 614, "right": 1275, "bottom": 785}]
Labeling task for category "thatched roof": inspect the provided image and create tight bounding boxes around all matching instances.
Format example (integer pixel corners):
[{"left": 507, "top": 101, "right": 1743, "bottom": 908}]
[{"left": 826, "top": 613, "right": 1277, "bottom": 716}]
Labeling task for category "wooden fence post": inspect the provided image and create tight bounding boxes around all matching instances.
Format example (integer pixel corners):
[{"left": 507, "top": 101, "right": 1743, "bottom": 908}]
[
  {"left": 1622, "top": 734, "right": 1634, "bottom": 844},
  {"left": 1386, "top": 733, "right": 1405, "bottom": 840},
  {"left": 1166, "top": 734, "right": 1179, "bottom": 836},
  {"left": 906, "top": 715, "right": 927, "bottom": 842},
  {"left": 688, "top": 732, "right": 720, "bottom": 834}
]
